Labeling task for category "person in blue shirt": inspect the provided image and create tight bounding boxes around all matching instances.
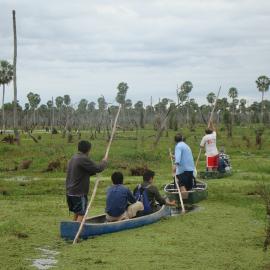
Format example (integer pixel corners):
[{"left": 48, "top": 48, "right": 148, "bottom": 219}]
[
  {"left": 106, "top": 171, "right": 144, "bottom": 222},
  {"left": 173, "top": 133, "right": 195, "bottom": 192}
]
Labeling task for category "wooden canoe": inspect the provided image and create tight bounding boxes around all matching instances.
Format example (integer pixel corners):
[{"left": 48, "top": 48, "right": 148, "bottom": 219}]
[
  {"left": 60, "top": 205, "right": 171, "bottom": 240},
  {"left": 164, "top": 180, "right": 208, "bottom": 205}
]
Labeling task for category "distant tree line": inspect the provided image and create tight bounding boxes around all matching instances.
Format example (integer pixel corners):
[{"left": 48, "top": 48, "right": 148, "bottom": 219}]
[{"left": 1, "top": 60, "right": 270, "bottom": 137}]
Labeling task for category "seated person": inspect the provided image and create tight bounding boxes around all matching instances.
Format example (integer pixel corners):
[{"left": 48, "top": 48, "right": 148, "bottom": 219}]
[
  {"left": 134, "top": 170, "right": 176, "bottom": 215},
  {"left": 218, "top": 148, "right": 231, "bottom": 173},
  {"left": 106, "top": 171, "right": 144, "bottom": 222}
]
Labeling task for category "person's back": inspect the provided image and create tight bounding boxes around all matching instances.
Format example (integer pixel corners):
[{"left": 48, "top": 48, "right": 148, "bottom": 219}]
[
  {"left": 200, "top": 121, "right": 219, "bottom": 171},
  {"left": 106, "top": 172, "right": 143, "bottom": 222},
  {"left": 66, "top": 153, "right": 106, "bottom": 196},
  {"left": 134, "top": 182, "right": 165, "bottom": 214},
  {"left": 175, "top": 141, "right": 194, "bottom": 175},
  {"left": 200, "top": 131, "right": 218, "bottom": 158},
  {"left": 65, "top": 140, "right": 107, "bottom": 222},
  {"left": 106, "top": 184, "right": 135, "bottom": 217},
  {"left": 174, "top": 134, "right": 195, "bottom": 192},
  {"left": 134, "top": 170, "right": 175, "bottom": 215}
]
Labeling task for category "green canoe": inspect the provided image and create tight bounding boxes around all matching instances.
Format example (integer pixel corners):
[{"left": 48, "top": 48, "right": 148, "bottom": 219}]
[
  {"left": 164, "top": 181, "right": 208, "bottom": 205},
  {"left": 198, "top": 170, "right": 232, "bottom": 180}
]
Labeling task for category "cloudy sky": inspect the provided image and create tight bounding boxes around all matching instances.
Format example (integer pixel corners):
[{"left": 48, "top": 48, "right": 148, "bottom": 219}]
[{"left": 1, "top": 0, "right": 270, "bottom": 107}]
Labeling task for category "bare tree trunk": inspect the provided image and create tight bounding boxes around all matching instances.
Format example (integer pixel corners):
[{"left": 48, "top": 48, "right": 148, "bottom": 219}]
[
  {"left": 52, "top": 97, "right": 55, "bottom": 129},
  {"left": 33, "top": 109, "right": 36, "bottom": 125},
  {"left": 261, "top": 91, "right": 264, "bottom": 123},
  {"left": 12, "top": 10, "right": 20, "bottom": 144},
  {"left": 2, "top": 84, "right": 5, "bottom": 132}
]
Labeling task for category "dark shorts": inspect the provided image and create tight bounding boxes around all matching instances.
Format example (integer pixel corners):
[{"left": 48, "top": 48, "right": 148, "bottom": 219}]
[
  {"left": 176, "top": 171, "right": 194, "bottom": 191},
  {"left": 67, "top": 195, "right": 88, "bottom": 215}
]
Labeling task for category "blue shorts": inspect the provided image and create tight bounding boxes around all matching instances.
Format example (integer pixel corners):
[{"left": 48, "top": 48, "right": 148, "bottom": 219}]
[{"left": 66, "top": 195, "right": 88, "bottom": 215}]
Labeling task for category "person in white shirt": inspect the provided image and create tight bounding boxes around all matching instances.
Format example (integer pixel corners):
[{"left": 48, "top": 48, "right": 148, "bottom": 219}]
[{"left": 200, "top": 121, "right": 219, "bottom": 171}]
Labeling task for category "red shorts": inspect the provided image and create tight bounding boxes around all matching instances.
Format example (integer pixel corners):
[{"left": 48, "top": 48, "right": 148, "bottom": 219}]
[{"left": 207, "top": 155, "right": 219, "bottom": 168}]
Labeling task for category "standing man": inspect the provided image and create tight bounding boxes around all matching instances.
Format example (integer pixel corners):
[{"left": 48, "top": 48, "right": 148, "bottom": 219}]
[
  {"left": 66, "top": 140, "right": 108, "bottom": 222},
  {"left": 200, "top": 121, "right": 218, "bottom": 171},
  {"left": 173, "top": 134, "right": 195, "bottom": 192}
]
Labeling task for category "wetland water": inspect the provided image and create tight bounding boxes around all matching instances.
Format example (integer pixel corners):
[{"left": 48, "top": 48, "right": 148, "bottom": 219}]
[{"left": 32, "top": 247, "right": 59, "bottom": 269}]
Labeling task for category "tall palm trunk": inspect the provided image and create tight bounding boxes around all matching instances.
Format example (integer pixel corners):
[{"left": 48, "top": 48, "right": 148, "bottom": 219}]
[
  {"left": 33, "top": 109, "right": 36, "bottom": 125},
  {"left": 2, "top": 84, "right": 5, "bottom": 132},
  {"left": 12, "top": 10, "right": 20, "bottom": 144},
  {"left": 261, "top": 91, "right": 265, "bottom": 123}
]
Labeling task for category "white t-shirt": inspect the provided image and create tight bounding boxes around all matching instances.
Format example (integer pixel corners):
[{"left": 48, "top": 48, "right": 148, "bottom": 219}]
[{"left": 200, "top": 131, "right": 218, "bottom": 157}]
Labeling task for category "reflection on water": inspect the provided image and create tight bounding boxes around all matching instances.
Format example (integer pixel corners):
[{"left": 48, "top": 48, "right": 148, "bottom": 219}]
[{"left": 32, "top": 247, "right": 59, "bottom": 269}]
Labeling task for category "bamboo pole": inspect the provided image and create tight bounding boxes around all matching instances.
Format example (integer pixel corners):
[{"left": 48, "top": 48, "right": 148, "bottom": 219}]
[
  {"left": 169, "top": 148, "right": 185, "bottom": 213},
  {"left": 104, "top": 105, "right": 121, "bottom": 159},
  {"left": 72, "top": 105, "right": 121, "bottom": 244},
  {"left": 72, "top": 176, "right": 100, "bottom": 244}
]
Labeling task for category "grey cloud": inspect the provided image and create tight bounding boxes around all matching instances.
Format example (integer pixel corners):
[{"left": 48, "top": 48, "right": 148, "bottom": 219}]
[{"left": 0, "top": 0, "right": 270, "bottom": 105}]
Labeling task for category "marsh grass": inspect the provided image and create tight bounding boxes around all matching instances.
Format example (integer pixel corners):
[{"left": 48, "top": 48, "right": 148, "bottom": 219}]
[{"left": 0, "top": 126, "right": 270, "bottom": 269}]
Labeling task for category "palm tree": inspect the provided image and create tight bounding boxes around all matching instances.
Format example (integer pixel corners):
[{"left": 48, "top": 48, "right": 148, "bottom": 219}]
[
  {"left": 256, "top": 75, "right": 270, "bottom": 103},
  {"left": 180, "top": 81, "right": 193, "bottom": 124},
  {"left": 206, "top": 92, "right": 216, "bottom": 106},
  {"left": 256, "top": 75, "right": 270, "bottom": 121},
  {"left": 55, "top": 96, "right": 64, "bottom": 125},
  {"left": 27, "top": 92, "right": 41, "bottom": 125},
  {"left": 116, "top": 82, "right": 129, "bottom": 105},
  {"left": 228, "top": 87, "right": 238, "bottom": 100},
  {"left": 180, "top": 81, "right": 193, "bottom": 95},
  {"left": 116, "top": 82, "right": 129, "bottom": 128},
  {"left": 228, "top": 87, "right": 238, "bottom": 123},
  {"left": 0, "top": 60, "right": 13, "bottom": 132},
  {"left": 63, "top": 95, "right": 71, "bottom": 106}
]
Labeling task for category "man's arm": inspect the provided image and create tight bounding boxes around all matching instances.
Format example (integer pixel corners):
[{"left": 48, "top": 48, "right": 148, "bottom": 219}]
[
  {"left": 200, "top": 137, "right": 205, "bottom": 148},
  {"left": 151, "top": 186, "right": 166, "bottom": 205},
  {"left": 209, "top": 120, "right": 216, "bottom": 133},
  {"left": 80, "top": 158, "right": 108, "bottom": 175},
  {"left": 165, "top": 198, "right": 176, "bottom": 206},
  {"left": 174, "top": 145, "right": 182, "bottom": 165}
]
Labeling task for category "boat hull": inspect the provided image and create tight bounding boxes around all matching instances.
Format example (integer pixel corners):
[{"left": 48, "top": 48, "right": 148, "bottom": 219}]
[
  {"left": 60, "top": 205, "right": 171, "bottom": 240},
  {"left": 164, "top": 182, "right": 208, "bottom": 205},
  {"left": 198, "top": 170, "right": 232, "bottom": 180}
]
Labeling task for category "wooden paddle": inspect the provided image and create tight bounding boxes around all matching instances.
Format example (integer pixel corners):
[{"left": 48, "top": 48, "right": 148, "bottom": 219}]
[
  {"left": 169, "top": 148, "right": 185, "bottom": 213},
  {"left": 195, "top": 86, "right": 221, "bottom": 172},
  {"left": 72, "top": 105, "right": 122, "bottom": 244}
]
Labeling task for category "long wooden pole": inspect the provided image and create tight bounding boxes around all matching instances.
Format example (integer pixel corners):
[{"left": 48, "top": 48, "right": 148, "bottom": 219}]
[
  {"left": 72, "top": 105, "right": 121, "bottom": 244},
  {"left": 104, "top": 105, "right": 121, "bottom": 159},
  {"left": 72, "top": 176, "right": 100, "bottom": 244},
  {"left": 195, "top": 86, "right": 221, "bottom": 171},
  {"left": 169, "top": 148, "right": 185, "bottom": 213},
  {"left": 12, "top": 10, "right": 20, "bottom": 144}
]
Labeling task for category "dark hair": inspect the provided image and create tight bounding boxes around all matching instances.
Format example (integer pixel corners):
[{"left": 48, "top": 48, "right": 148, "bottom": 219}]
[
  {"left": 78, "top": 140, "right": 91, "bottom": 154},
  {"left": 174, "top": 133, "right": 184, "bottom": 143},
  {"left": 111, "top": 171, "right": 124, "bottom": 185},
  {"left": 205, "top": 129, "right": 213, "bottom": 135},
  {"left": 143, "top": 170, "right": 155, "bottom": 182}
]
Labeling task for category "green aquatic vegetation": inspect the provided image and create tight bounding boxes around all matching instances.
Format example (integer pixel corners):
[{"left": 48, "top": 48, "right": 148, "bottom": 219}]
[{"left": 0, "top": 127, "right": 270, "bottom": 269}]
